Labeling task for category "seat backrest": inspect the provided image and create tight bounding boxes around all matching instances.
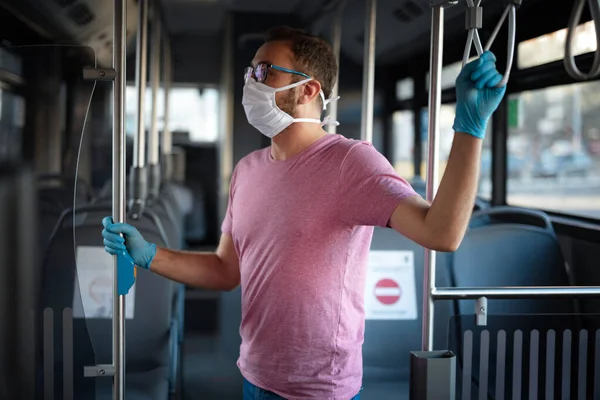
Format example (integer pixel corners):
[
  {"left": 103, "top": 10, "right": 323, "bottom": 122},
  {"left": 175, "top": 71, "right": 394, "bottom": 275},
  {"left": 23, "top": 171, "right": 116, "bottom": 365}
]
[
  {"left": 450, "top": 207, "right": 577, "bottom": 400},
  {"left": 42, "top": 210, "right": 174, "bottom": 392},
  {"left": 452, "top": 206, "right": 575, "bottom": 316},
  {"left": 96, "top": 179, "right": 184, "bottom": 250},
  {"left": 38, "top": 177, "right": 92, "bottom": 248},
  {"left": 362, "top": 226, "right": 454, "bottom": 380},
  {"left": 38, "top": 174, "right": 94, "bottom": 208},
  {"left": 448, "top": 313, "right": 591, "bottom": 400},
  {"left": 164, "top": 182, "right": 193, "bottom": 217},
  {"left": 93, "top": 192, "right": 179, "bottom": 249}
]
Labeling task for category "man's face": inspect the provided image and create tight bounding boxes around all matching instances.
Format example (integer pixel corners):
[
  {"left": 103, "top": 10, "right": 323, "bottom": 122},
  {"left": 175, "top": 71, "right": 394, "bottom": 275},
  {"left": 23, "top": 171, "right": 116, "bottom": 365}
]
[{"left": 250, "top": 40, "right": 300, "bottom": 116}]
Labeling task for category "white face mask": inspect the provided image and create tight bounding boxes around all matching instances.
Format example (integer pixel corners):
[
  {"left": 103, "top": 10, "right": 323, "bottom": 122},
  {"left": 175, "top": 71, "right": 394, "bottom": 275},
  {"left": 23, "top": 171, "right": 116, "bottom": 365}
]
[{"left": 242, "top": 77, "right": 339, "bottom": 138}]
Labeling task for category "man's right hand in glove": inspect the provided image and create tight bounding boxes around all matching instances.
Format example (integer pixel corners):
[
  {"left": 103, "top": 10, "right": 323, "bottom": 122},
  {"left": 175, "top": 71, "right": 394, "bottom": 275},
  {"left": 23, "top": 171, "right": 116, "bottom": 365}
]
[{"left": 102, "top": 217, "right": 157, "bottom": 270}]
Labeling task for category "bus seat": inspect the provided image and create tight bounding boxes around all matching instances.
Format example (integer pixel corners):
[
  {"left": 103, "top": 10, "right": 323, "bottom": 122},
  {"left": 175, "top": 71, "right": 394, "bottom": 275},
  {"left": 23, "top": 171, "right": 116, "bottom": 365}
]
[
  {"left": 180, "top": 182, "right": 208, "bottom": 243},
  {"left": 448, "top": 314, "right": 594, "bottom": 399},
  {"left": 38, "top": 176, "right": 93, "bottom": 249},
  {"left": 452, "top": 206, "right": 575, "bottom": 315},
  {"left": 97, "top": 179, "right": 111, "bottom": 200},
  {"left": 165, "top": 181, "right": 194, "bottom": 217},
  {"left": 38, "top": 174, "right": 95, "bottom": 208},
  {"left": 147, "top": 200, "right": 182, "bottom": 249},
  {"left": 42, "top": 208, "right": 176, "bottom": 399},
  {"left": 96, "top": 179, "right": 189, "bottom": 248},
  {"left": 94, "top": 180, "right": 183, "bottom": 250},
  {"left": 449, "top": 207, "right": 577, "bottom": 399},
  {"left": 361, "top": 226, "right": 454, "bottom": 399}
]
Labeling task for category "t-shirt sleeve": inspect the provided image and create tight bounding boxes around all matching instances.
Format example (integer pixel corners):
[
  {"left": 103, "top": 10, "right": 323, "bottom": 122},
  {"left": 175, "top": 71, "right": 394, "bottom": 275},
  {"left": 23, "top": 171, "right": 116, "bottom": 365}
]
[
  {"left": 221, "top": 166, "right": 239, "bottom": 235},
  {"left": 336, "top": 141, "right": 420, "bottom": 227}
]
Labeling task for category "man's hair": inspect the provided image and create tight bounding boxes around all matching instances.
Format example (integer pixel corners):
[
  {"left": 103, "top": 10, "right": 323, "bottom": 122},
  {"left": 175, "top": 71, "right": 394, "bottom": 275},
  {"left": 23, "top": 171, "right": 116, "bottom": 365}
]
[{"left": 264, "top": 26, "right": 338, "bottom": 109}]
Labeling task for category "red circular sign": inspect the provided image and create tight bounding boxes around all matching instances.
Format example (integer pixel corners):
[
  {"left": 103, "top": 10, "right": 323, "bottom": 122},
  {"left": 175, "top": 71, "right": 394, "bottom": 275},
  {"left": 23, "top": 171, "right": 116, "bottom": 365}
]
[
  {"left": 89, "top": 275, "right": 112, "bottom": 304},
  {"left": 374, "top": 279, "right": 402, "bottom": 305}
]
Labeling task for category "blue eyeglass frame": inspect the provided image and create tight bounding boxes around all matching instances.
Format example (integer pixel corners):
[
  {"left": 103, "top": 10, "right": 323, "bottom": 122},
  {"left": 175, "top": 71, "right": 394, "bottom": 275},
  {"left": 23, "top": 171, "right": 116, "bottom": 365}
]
[{"left": 244, "top": 63, "right": 311, "bottom": 83}]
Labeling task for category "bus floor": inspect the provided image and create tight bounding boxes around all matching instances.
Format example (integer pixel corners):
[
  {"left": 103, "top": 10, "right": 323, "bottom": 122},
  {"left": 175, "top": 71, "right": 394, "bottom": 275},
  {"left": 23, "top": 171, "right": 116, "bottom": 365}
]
[{"left": 182, "top": 333, "right": 411, "bottom": 399}]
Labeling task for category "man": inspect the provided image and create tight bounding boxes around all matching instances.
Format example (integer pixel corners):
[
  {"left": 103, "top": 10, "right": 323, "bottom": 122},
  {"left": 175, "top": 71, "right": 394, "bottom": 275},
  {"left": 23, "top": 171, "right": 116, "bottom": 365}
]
[{"left": 102, "top": 27, "right": 505, "bottom": 400}]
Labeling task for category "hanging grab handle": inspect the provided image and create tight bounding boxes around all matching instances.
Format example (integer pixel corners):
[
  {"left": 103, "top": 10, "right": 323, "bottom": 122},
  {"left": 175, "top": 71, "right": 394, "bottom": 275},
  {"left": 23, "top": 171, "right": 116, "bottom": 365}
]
[
  {"left": 462, "top": 0, "right": 519, "bottom": 88},
  {"left": 564, "top": 0, "right": 600, "bottom": 80}
]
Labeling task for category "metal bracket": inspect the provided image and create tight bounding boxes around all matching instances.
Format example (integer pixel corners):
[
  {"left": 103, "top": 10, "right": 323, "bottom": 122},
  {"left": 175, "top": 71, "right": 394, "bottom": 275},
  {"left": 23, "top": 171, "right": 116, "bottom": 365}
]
[
  {"left": 507, "top": 0, "right": 522, "bottom": 9},
  {"left": 465, "top": 6, "right": 483, "bottom": 30},
  {"left": 84, "top": 364, "right": 115, "bottom": 377},
  {"left": 431, "top": 0, "right": 458, "bottom": 8},
  {"left": 83, "top": 67, "right": 117, "bottom": 82},
  {"left": 475, "top": 297, "right": 487, "bottom": 326}
]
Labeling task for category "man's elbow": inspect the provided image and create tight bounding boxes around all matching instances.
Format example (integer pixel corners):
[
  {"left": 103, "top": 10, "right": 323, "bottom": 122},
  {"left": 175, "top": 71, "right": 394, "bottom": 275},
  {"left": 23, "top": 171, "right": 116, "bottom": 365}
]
[
  {"left": 429, "top": 234, "right": 462, "bottom": 252},
  {"left": 222, "top": 266, "right": 241, "bottom": 292},
  {"left": 390, "top": 226, "right": 462, "bottom": 252},
  {"left": 224, "top": 277, "right": 241, "bottom": 292},
  {"left": 429, "top": 241, "right": 459, "bottom": 253}
]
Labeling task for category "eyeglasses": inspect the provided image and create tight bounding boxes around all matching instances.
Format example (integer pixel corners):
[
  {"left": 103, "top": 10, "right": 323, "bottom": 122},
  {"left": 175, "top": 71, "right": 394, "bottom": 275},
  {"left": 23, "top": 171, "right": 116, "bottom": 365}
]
[{"left": 244, "top": 62, "right": 311, "bottom": 83}]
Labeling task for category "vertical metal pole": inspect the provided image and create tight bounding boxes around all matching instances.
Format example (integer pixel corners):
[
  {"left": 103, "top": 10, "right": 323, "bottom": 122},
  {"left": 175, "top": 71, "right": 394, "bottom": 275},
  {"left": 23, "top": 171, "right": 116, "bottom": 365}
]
[
  {"left": 130, "top": 0, "right": 149, "bottom": 219},
  {"left": 17, "top": 168, "right": 38, "bottom": 400},
  {"left": 422, "top": 5, "right": 444, "bottom": 352},
  {"left": 134, "top": 0, "right": 148, "bottom": 169},
  {"left": 218, "top": 13, "right": 234, "bottom": 219},
  {"left": 327, "top": 1, "right": 344, "bottom": 134},
  {"left": 148, "top": 14, "right": 161, "bottom": 201},
  {"left": 149, "top": 17, "right": 160, "bottom": 166},
  {"left": 112, "top": 0, "right": 127, "bottom": 398},
  {"left": 162, "top": 38, "right": 172, "bottom": 180},
  {"left": 360, "top": 0, "right": 376, "bottom": 143}
]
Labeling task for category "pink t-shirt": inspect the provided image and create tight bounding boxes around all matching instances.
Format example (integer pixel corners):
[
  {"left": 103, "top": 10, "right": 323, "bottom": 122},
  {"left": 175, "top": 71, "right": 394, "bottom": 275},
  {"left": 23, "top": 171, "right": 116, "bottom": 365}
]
[{"left": 221, "top": 133, "right": 418, "bottom": 400}]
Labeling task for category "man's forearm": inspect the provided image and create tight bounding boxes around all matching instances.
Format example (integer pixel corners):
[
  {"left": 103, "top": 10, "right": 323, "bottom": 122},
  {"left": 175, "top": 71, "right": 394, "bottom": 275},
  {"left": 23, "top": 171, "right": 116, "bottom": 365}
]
[
  {"left": 149, "top": 247, "right": 239, "bottom": 291},
  {"left": 425, "top": 132, "right": 482, "bottom": 251}
]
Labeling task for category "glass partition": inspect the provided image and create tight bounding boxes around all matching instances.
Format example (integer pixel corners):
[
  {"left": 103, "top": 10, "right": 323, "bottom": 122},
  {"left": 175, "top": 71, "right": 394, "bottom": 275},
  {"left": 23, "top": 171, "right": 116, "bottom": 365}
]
[{"left": 4, "top": 44, "right": 115, "bottom": 399}]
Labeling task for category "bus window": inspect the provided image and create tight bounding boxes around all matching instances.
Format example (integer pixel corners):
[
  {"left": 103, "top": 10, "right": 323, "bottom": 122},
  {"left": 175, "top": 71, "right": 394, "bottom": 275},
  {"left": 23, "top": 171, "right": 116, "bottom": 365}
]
[
  {"left": 126, "top": 85, "right": 220, "bottom": 143},
  {"left": 425, "top": 57, "right": 477, "bottom": 92},
  {"left": 518, "top": 20, "right": 597, "bottom": 69},
  {"left": 507, "top": 81, "right": 600, "bottom": 219},
  {"left": 0, "top": 89, "right": 25, "bottom": 163},
  {"left": 392, "top": 110, "right": 415, "bottom": 179},
  {"left": 396, "top": 78, "right": 413, "bottom": 101},
  {"left": 393, "top": 105, "right": 491, "bottom": 198},
  {"left": 0, "top": 48, "right": 22, "bottom": 76}
]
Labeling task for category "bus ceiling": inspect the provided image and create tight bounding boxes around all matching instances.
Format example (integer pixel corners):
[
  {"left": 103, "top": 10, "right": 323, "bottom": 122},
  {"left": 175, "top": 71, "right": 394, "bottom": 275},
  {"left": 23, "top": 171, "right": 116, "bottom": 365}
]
[{"left": 2, "top": 0, "right": 583, "bottom": 70}]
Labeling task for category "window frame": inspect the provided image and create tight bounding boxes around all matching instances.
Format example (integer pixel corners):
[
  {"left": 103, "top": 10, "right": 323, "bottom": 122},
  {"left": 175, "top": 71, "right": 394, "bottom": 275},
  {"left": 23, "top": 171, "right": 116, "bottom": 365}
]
[
  {"left": 387, "top": 25, "right": 600, "bottom": 222},
  {"left": 502, "top": 34, "right": 600, "bottom": 221}
]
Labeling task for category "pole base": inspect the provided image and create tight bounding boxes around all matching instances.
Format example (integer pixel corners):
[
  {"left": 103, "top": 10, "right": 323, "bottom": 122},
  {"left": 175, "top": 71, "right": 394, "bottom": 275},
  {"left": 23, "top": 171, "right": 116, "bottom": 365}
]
[{"left": 409, "top": 350, "right": 456, "bottom": 400}]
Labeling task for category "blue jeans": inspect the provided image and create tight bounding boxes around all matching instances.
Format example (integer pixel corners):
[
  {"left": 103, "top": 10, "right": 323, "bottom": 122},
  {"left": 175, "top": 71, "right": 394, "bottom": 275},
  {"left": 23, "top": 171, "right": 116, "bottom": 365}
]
[{"left": 243, "top": 378, "right": 361, "bottom": 400}]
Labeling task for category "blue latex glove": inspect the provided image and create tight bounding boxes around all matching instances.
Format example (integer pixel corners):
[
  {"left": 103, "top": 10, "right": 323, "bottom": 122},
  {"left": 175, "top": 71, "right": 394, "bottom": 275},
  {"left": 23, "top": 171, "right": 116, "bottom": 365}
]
[
  {"left": 102, "top": 216, "right": 157, "bottom": 270},
  {"left": 453, "top": 51, "right": 507, "bottom": 139}
]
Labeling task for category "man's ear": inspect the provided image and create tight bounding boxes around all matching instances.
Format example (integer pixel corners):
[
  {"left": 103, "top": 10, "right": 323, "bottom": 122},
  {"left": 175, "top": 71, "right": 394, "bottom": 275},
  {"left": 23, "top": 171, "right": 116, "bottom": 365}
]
[{"left": 298, "top": 80, "right": 322, "bottom": 106}]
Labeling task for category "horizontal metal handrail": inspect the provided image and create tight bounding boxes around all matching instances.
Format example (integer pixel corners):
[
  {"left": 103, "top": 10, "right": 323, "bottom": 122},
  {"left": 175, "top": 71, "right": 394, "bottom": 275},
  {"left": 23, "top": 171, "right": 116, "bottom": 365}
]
[{"left": 432, "top": 286, "right": 600, "bottom": 300}]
